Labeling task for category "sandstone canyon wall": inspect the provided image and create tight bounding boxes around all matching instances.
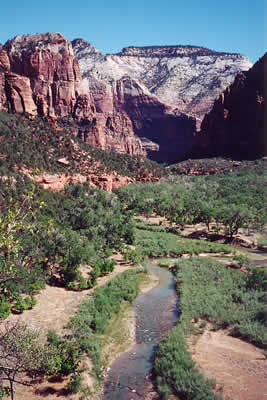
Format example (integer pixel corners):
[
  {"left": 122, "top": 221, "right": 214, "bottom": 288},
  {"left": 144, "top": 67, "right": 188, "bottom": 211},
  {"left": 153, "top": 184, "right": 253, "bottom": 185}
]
[
  {"left": 0, "top": 33, "right": 253, "bottom": 162},
  {"left": 72, "top": 40, "right": 252, "bottom": 162},
  {"left": 192, "top": 53, "right": 266, "bottom": 159},
  {"left": 0, "top": 33, "right": 145, "bottom": 157}
]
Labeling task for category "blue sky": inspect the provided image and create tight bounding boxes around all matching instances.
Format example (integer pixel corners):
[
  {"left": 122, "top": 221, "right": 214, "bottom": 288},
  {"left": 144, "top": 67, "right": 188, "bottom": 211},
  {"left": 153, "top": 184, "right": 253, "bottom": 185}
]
[{"left": 1, "top": 0, "right": 265, "bottom": 63}]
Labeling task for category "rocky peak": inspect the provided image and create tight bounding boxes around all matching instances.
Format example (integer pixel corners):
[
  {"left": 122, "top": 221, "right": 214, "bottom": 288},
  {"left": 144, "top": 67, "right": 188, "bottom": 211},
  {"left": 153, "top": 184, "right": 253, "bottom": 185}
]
[
  {"left": 71, "top": 39, "right": 100, "bottom": 56},
  {"left": 0, "top": 33, "right": 146, "bottom": 158},
  {"left": 118, "top": 45, "right": 243, "bottom": 58},
  {"left": 74, "top": 41, "right": 252, "bottom": 120},
  {"left": 72, "top": 39, "right": 252, "bottom": 162},
  {"left": 0, "top": 33, "right": 89, "bottom": 118},
  {"left": 4, "top": 32, "right": 73, "bottom": 56}
]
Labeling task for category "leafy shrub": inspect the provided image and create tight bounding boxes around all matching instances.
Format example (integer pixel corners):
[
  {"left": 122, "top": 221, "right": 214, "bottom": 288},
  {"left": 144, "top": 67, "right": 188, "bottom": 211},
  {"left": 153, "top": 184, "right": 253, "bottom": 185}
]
[
  {"left": 47, "top": 331, "right": 81, "bottom": 376},
  {"left": 154, "top": 325, "right": 221, "bottom": 400},
  {"left": 78, "top": 276, "right": 88, "bottom": 290},
  {"left": 67, "top": 372, "right": 82, "bottom": 393},
  {"left": 0, "top": 299, "right": 11, "bottom": 320},
  {"left": 172, "top": 257, "right": 266, "bottom": 348},
  {"left": 246, "top": 267, "right": 267, "bottom": 291},
  {"left": 232, "top": 254, "right": 251, "bottom": 268}
]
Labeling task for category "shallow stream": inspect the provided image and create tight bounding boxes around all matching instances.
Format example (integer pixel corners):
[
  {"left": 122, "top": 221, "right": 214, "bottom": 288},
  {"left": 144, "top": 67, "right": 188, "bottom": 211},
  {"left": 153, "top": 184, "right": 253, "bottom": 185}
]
[{"left": 103, "top": 263, "right": 178, "bottom": 400}]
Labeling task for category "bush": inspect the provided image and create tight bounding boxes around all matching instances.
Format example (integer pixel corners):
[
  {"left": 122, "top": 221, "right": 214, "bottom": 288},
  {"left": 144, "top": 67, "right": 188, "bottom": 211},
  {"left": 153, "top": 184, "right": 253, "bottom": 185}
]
[
  {"left": 67, "top": 372, "right": 82, "bottom": 393},
  {"left": 78, "top": 276, "right": 88, "bottom": 290},
  {"left": 154, "top": 325, "right": 221, "bottom": 400},
  {"left": 0, "top": 299, "right": 11, "bottom": 320}
]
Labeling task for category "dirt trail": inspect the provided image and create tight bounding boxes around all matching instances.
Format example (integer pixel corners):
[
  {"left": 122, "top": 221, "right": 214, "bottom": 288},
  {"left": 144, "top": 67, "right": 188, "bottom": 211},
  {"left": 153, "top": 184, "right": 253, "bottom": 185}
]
[
  {"left": 188, "top": 326, "right": 267, "bottom": 400},
  {"left": 6, "top": 256, "right": 133, "bottom": 335}
]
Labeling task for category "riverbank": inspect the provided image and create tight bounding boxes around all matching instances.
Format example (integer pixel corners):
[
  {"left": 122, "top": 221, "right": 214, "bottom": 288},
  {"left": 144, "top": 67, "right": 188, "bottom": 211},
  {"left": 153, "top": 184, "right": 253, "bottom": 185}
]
[
  {"left": 3, "top": 257, "right": 140, "bottom": 400},
  {"left": 188, "top": 323, "right": 266, "bottom": 400},
  {"left": 103, "top": 263, "right": 178, "bottom": 400},
  {"left": 154, "top": 256, "right": 266, "bottom": 400}
]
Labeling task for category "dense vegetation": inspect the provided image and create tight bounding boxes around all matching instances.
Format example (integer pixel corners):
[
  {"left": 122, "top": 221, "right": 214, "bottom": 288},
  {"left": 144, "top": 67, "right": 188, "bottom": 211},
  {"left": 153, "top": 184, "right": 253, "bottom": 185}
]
[
  {"left": 0, "top": 110, "right": 166, "bottom": 178},
  {"left": 154, "top": 257, "right": 266, "bottom": 399},
  {"left": 46, "top": 268, "right": 143, "bottom": 395},
  {"left": 0, "top": 179, "right": 134, "bottom": 319},
  {"left": 0, "top": 109, "right": 266, "bottom": 398},
  {"left": 123, "top": 223, "right": 232, "bottom": 264},
  {"left": 116, "top": 167, "right": 266, "bottom": 237},
  {"left": 168, "top": 157, "right": 265, "bottom": 175}
]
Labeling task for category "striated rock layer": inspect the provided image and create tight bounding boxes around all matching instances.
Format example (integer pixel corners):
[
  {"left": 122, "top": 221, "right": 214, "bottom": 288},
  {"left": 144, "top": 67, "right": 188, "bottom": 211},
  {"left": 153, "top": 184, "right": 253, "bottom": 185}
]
[
  {"left": 0, "top": 33, "right": 145, "bottom": 157},
  {"left": 192, "top": 53, "right": 266, "bottom": 159},
  {"left": 0, "top": 34, "right": 252, "bottom": 162},
  {"left": 72, "top": 39, "right": 251, "bottom": 161}
]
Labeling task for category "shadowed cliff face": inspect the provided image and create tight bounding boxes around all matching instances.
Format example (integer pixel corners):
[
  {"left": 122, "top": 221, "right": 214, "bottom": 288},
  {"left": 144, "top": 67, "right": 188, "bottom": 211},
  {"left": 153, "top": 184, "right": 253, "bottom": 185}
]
[
  {"left": 0, "top": 34, "right": 254, "bottom": 163},
  {"left": 73, "top": 39, "right": 251, "bottom": 162},
  {"left": 192, "top": 54, "right": 266, "bottom": 159}
]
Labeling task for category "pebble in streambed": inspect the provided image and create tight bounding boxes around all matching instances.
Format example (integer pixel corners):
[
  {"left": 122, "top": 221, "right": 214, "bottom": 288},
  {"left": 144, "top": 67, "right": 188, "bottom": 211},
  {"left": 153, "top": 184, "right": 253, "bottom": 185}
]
[{"left": 103, "top": 264, "right": 179, "bottom": 400}]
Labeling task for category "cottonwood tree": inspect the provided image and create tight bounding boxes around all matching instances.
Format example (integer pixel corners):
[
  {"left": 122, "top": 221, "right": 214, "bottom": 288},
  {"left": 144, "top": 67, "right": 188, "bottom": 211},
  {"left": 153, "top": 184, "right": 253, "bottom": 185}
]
[{"left": 0, "top": 321, "right": 56, "bottom": 400}]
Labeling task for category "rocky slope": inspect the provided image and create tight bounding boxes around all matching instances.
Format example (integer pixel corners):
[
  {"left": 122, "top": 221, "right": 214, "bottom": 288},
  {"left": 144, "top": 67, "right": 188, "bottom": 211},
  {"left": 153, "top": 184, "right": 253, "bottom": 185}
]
[
  {"left": 0, "top": 33, "right": 252, "bottom": 162},
  {"left": 192, "top": 53, "right": 266, "bottom": 159},
  {"left": 73, "top": 40, "right": 251, "bottom": 161},
  {"left": 0, "top": 33, "right": 145, "bottom": 157}
]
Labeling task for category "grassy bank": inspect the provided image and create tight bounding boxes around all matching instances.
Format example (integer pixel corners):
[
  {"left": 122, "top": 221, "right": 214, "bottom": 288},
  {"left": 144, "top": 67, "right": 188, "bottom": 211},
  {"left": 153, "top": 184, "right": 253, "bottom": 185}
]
[
  {"left": 154, "top": 257, "right": 266, "bottom": 399},
  {"left": 123, "top": 224, "right": 232, "bottom": 264},
  {"left": 46, "top": 268, "right": 146, "bottom": 396}
]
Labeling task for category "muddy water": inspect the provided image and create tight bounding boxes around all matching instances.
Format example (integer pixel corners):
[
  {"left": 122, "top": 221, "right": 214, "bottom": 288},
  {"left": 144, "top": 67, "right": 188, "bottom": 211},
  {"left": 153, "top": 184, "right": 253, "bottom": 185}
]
[
  {"left": 103, "top": 264, "right": 178, "bottom": 400},
  {"left": 245, "top": 248, "right": 267, "bottom": 266}
]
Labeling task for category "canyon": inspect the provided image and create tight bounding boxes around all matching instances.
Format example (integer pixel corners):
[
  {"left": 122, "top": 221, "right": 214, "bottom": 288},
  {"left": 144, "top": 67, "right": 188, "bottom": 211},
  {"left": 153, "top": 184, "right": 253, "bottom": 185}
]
[
  {"left": 0, "top": 32, "right": 258, "bottom": 163},
  {"left": 192, "top": 53, "right": 266, "bottom": 159}
]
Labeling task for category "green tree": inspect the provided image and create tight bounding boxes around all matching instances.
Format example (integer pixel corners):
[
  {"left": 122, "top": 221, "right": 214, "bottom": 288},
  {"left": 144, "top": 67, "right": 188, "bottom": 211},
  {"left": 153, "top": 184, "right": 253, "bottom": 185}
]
[{"left": 0, "top": 322, "right": 56, "bottom": 400}]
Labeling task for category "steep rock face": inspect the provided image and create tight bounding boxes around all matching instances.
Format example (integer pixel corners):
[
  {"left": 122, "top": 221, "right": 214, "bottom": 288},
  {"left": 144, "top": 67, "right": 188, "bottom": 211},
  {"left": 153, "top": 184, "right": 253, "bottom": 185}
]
[
  {"left": 0, "top": 34, "right": 145, "bottom": 157},
  {"left": 3, "top": 33, "right": 88, "bottom": 118},
  {"left": 0, "top": 47, "right": 10, "bottom": 110},
  {"left": 193, "top": 54, "right": 266, "bottom": 159},
  {"left": 73, "top": 40, "right": 251, "bottom": 161}
]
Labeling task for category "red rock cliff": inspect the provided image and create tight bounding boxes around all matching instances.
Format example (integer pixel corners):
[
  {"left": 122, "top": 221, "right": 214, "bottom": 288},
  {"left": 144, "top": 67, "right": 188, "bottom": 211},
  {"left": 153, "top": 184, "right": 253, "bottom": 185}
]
[
  {"left": 0, "top": 33, "right": 145, "bottom": 157},
  {"left": 192, "top": 54, "right": 266, "bottom": 159}
]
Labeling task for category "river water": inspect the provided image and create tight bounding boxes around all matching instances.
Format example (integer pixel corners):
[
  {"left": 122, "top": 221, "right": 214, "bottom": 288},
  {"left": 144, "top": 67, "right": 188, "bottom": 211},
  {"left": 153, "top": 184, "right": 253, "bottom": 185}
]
[
  {"left": 103, "top": 249, "right": 266, "bottom": 399},
  {"left": 103, "top": 263, "right": 179, "bottom": 400}
]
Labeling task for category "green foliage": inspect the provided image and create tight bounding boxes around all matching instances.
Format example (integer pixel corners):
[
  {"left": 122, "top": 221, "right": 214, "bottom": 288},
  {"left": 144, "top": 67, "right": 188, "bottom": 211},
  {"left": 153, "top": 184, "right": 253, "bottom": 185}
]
[
  {"left": 0, "top": 321, "right": 58, "bottom": 400},
  {"left": 67, "top": 372, "right": 83, "bottom": 393},
  {"left": 0, "top": 177, "right": 135, "bottom": 312},
  {"left": 154, "top": 257, "right": 266, "bottom": 399},
  {"left": 0, "top": 386, "right": 9, "bottom": 399},
  {"left": 246, "top": 266, "right": 267, "bottom": 291},
  {"left": 116, "top": 168, "right": 266, "bottom": 237},
  {"left": 154, "top": 325, "right": 221, "bottom": 400},
  {"left": 132, "top": 228, "right": 231, "bottom": 261},
  {"left": 66, "top": 269, "right": 141, "bottom": 380},
  {"left": 172, "top": 258, "right": 266, "bottom": 348},
  {"left": 0, "top": 110, "right": 166, "bottom": 179},
  {"left": 0, "top": 299, "right": 11, "bottom": 320},
  {"left": 47, "top": 331, "right": 81, "bottom": 376},
  {"left": 232, "top": 254, "right": 251, "bottom": 268},
  {"left": 12, "top": 295, "right": 37, "bottom": 313},
  {"left": 71, "top": 269, "right": 139, "bottom": 334},
  {"left": 78, "top": 275, "right": 88, "bottom": 290}
]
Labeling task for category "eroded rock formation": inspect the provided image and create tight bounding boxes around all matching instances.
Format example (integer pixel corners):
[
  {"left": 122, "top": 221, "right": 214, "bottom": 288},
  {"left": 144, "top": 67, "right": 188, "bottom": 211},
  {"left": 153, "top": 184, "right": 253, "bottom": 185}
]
[
  {"left": 0, "top": 33, "right": 253, "bottom": 162},
  {"left": 0, "top": 33, "right": 145, "bottom": 157},
  {"left": 72, "top": 39, "right": 252, "bottom": 161},
  {"left": 192, "top": 54, "right": 266, "bottom": 159}
]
